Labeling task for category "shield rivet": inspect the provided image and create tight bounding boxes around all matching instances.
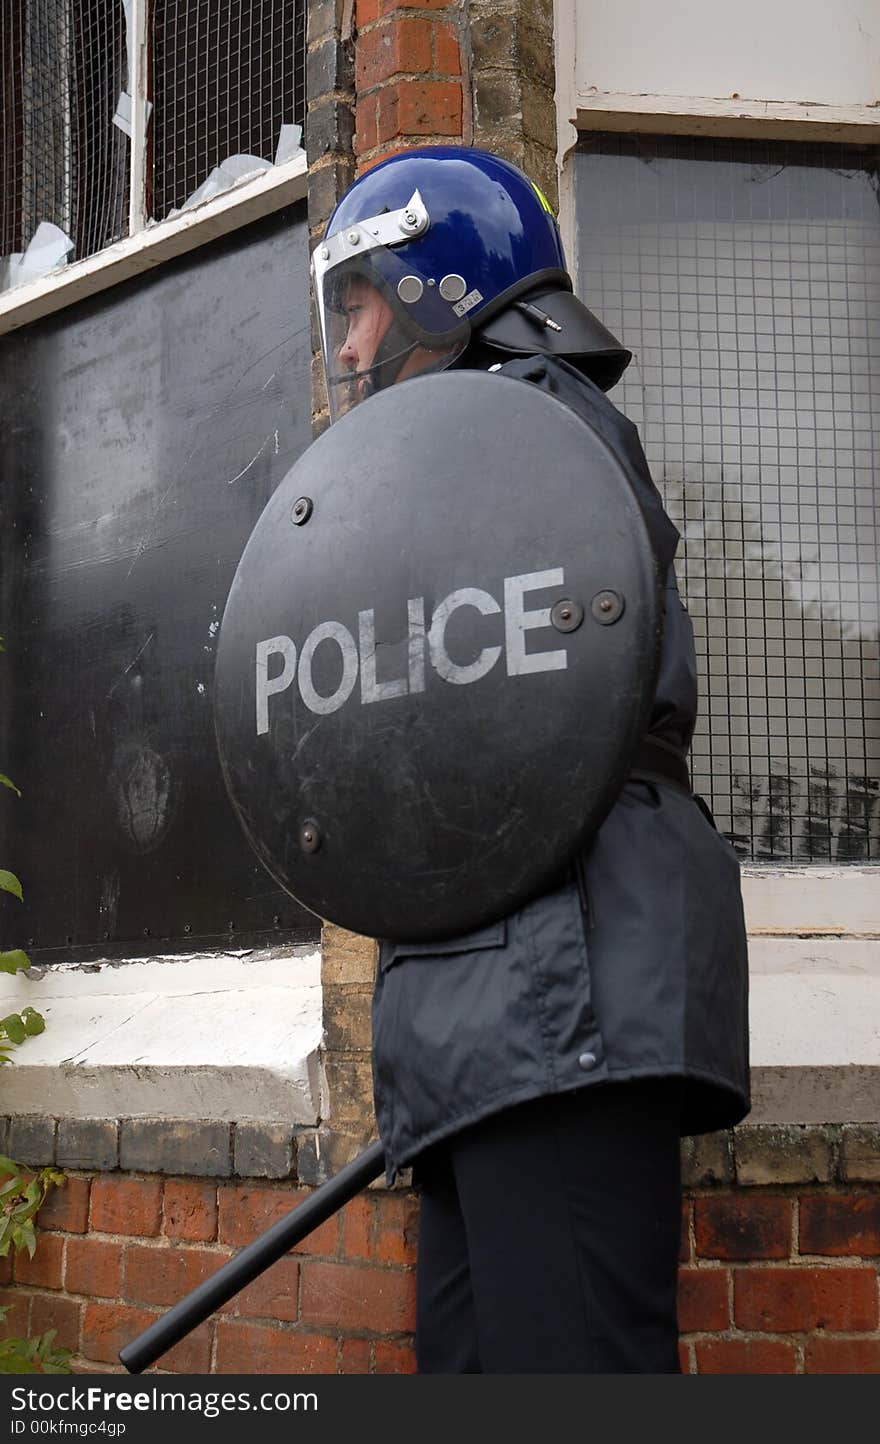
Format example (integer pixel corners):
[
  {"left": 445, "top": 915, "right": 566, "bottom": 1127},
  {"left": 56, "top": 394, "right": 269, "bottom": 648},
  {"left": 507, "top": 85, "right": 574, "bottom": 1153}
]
[
  {"left": 300, "top": 820, "right": 322, "bottom": 854},
  {"left": 591, "top": 590, "right": 625, "bottom": 625},
  {"left": 291, "top": 496, "right": 313, "bottom": 526},
  {"left": 550, "top": 598, "right": 584, "bottom": 633}
]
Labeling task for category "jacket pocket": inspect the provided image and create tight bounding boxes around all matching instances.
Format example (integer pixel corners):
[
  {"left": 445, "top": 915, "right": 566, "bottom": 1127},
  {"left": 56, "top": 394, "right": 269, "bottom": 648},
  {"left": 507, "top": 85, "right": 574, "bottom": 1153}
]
[{"left": 379, "top": 919, "right": 507, "bottom": 972}]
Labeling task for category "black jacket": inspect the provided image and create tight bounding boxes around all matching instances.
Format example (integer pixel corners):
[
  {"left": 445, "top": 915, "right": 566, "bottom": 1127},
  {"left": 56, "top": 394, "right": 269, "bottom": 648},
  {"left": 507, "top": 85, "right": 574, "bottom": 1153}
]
[{"left": 371, "top": 357, "right": 751, "bottom": 1174}]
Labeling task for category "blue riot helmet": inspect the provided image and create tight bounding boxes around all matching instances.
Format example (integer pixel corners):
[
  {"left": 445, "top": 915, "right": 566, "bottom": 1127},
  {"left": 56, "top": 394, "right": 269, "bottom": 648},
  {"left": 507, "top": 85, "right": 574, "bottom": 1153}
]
[{"left": 312, "top": 146, "right": 631, "bottom": 420}]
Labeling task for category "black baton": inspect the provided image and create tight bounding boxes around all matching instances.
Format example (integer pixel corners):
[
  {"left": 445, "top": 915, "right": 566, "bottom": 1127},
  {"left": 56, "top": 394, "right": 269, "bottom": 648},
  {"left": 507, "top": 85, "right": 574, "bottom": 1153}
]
[{"left": 118, "top": 1140, "right": 386, "bottom": 1373}]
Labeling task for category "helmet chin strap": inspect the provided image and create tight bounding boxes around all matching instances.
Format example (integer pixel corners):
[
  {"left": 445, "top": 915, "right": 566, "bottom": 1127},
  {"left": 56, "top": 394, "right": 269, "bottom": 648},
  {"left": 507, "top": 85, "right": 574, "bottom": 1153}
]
[
  {"left": 327, "top": 320, "right": 421, "bottom": 395},
  {"left": 361, "top": 319, "right": 422, "bottom": 397}
]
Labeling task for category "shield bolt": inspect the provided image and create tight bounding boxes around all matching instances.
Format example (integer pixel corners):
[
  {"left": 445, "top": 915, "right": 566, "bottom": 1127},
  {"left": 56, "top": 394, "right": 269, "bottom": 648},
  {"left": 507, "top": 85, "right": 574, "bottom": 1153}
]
[
  {"left": 591, "top": 590, "right": 625, "bottom": 625},
  {"left": 550, "top": 598, "right": 584, "bottom": 633},
  {"left": 291, "top": 496, "right": 313, "bottom": 526},
  {"left": 300, "top": 820, "right": 322, "bottom": 854}
]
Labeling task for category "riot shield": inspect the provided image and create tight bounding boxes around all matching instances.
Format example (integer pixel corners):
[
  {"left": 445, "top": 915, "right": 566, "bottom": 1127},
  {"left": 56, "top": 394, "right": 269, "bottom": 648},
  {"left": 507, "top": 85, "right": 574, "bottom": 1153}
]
[{"left": 214, "top": 369, "right": 661, "bottom": 940}]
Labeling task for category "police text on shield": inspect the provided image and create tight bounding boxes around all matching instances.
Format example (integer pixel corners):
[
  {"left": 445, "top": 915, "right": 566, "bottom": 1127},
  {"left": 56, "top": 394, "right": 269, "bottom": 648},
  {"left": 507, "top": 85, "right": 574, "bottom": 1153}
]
[{"left": 255, "top": 568, "right": 567, "bottom": 733}]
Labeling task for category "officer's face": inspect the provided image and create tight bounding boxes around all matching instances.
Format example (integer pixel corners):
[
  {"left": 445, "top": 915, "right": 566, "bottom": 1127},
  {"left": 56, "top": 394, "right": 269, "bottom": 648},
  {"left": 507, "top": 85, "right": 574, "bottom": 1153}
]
[{"left": 337, "top": 278, "right": 394, "bottom": 400}]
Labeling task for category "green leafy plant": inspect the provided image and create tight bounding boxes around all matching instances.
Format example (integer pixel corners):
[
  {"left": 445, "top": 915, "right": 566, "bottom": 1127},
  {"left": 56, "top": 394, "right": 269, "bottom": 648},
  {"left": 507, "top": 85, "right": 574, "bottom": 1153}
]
[
  {"left": 0, "top": 790, "right": 31, "bottom": 981},
  {"left": 0, "top": 1307, "right": 71, "bottom": 1374},
  {"left": 1, "top": 637, "right": 32, "bottom": 982},
  {"left": 0, "top": 1157, "right": 66, "bottom": 1260},
  {"left": 0, "top": 632, "right": 41, "bottom": 1031},
  {"left": 0, "top": 1156, "right": 72, "bottom": 1375},
  {"left": 0, "top": 634, "right": 71, "bottom": 1374},
  {"left": 0, "top": 1006, "right": 45, "bottom": 1065}
]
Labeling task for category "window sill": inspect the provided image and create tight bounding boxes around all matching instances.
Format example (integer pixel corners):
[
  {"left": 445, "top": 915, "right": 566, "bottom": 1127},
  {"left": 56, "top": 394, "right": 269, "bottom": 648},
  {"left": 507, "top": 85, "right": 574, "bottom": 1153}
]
[
  {"left": 0, "top": 153, "right": 308, "bottom": 339},
  {"left": 743, "top": 865, "right": 880, "bottom": 1123},
  {"left": 0, "top": 945, "right": 323, "bottom": 1126},
  {"left": 1, "top": 867, "right": 877, "bottom": 1131},
  {"left": 572, "top": 93, "right": 880, "bottom": 143}
]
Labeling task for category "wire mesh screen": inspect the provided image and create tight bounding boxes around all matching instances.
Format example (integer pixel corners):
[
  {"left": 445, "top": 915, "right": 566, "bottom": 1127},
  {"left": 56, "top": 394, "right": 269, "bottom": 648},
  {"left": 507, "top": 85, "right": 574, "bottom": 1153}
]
[
  {"left": 0, "top": 0, "right": 30, "bottom": 256},
  {"left": 575, "top": 135, "right": 880, "bottom": 863},
  {"left": 2, "top": 1, "right": 307, "bottom": 276},
  {"left": 73, "top": 0, "right": 129, "bottom": 256},
  {"left": 0, "top": 0, "right": 128, "bottom": 265},
  {"left": 151, "top": 0, "right": 306, "bottom": 222}
]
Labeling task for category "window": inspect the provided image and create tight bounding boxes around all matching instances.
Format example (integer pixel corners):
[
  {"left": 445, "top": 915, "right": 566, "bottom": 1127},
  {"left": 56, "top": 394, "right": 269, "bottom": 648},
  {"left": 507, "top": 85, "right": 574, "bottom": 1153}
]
[
  {"left": 1, "top": 0, "right": 129, "bottom": 274},
  {"left": 1, "top": 0, "right": 306, "bottom": 291},
  {"left": 575, "top": 135, "right": 880, "bottom": 863},
  {"left": 151, "top": 0, "right": 305, "bottom": 223}
]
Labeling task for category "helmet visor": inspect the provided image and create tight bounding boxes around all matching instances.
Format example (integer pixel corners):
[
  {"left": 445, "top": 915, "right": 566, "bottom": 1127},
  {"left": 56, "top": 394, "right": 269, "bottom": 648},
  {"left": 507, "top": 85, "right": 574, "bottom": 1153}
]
[{"left": 313, "top": 194, "right": 471, "bottom": 421}]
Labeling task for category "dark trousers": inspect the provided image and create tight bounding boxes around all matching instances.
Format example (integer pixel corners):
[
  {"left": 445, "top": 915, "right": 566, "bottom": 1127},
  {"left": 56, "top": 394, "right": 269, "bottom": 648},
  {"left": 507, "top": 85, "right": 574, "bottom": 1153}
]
[{"left": 414, "top": 1080, "right": 684, "bottom": 1374}]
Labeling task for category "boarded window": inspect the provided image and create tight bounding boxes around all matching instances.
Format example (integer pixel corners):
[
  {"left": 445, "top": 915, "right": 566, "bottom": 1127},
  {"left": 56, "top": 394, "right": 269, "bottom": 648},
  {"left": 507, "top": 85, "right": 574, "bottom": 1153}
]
[{"left": 0, "top": 206, "right": 318, "bottom": 959}]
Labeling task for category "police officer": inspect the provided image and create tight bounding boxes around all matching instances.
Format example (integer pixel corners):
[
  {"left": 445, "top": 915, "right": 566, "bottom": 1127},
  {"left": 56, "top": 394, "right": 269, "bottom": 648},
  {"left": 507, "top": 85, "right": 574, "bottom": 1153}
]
[{"left": 312, "top": 147, "right": 750, "bottom": 1374}]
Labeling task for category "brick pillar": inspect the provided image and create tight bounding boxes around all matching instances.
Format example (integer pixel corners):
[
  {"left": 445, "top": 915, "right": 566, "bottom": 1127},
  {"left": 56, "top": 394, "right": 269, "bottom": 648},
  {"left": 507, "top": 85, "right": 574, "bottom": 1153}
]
[
  {"left": 307, "top": 1, "right": 356, "bottom": 231},
  {"left": 312, "top": 0, "right": 470, "bottom": 1171},
  {"left": 353, "top": 0, "right": 466, "bottom": 172},
  {"left": 306, "top": 0, "right": 356, "bottom": 427},
  {"left": 311, "top": 2, "right": 562, "bottom": 1166},
  {"left": 303, "top": 3, "right": 378, "bottom": 1170},
  {"left": 469, "top": 0, "right": 558, "bottom": 209},
  {"left": 317, "top": 925, "right": 380, "bottom": 1175}
]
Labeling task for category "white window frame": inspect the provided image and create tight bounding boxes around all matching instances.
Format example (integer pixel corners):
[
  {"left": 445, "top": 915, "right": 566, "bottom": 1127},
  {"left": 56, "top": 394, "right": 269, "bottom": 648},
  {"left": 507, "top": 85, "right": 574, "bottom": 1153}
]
[
  {"left": 129, "top": 0, "right": 150, "bottom": 237},
  {"left": 0, "top": 156, "right": 308, "bottom": 339},
  {"left": 553, "top": 0, "right": 880, "bottom": 262}
]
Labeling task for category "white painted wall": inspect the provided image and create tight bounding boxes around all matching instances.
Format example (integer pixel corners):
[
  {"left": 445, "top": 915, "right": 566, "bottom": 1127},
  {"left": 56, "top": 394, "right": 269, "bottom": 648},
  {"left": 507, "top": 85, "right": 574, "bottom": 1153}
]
[
  {"left": 574, "top": 0, "right": 880, "bottom": 106},
  {"left": 1, "top": 871, "right": 877, "bottom": 1125}
]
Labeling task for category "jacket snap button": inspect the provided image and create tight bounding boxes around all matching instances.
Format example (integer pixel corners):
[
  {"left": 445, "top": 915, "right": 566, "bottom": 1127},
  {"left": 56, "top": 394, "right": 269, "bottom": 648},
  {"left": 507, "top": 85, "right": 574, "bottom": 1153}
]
[{"left": 578, "top": 1051, "right": 597, "bottom": 1071}]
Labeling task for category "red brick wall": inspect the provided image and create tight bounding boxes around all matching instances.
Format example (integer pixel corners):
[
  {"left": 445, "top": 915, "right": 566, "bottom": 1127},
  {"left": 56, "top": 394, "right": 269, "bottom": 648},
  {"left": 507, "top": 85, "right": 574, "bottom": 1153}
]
[
  {"left": 679, "top": 1187, "right": 880, "bottom": 1373},
  {"left": 3, "top": 1172, "right": 879, "bottom": 1373},
  {"left": 1, "top": 1174, "right": 418, "bottom": 1375}
]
